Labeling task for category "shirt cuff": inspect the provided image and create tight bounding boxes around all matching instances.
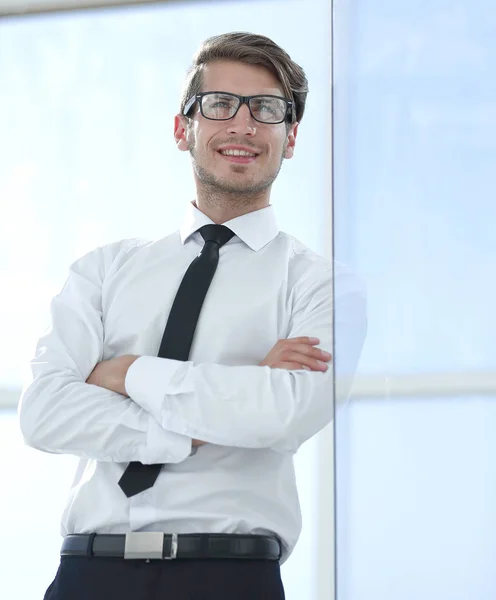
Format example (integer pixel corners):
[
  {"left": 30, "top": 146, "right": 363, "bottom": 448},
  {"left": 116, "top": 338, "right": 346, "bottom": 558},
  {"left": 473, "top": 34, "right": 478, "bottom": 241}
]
[
  {"left": 141, "top": 415, "right": 193, "bottom": 464},
  {"left": 125, "top": 355, "right": 185, "bottom": 425}
]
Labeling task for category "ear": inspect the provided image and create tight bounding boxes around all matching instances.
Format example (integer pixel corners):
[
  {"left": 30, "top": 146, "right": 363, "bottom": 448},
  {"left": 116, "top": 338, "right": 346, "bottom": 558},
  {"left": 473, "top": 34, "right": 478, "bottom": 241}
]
[
  {"left": 283, "top": 122, "right": 299, "bottom": 159},
  {"left": 174, "top": 114, "right": 191, "bottom": 152}
]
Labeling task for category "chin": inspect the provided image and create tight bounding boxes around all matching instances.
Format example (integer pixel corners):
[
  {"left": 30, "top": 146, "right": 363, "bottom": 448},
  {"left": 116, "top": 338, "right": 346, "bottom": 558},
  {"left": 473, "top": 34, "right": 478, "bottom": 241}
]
[
  {"left": 218, "top": 181, "right": 262, "bottom": 195},
  {"left": 195, "top": 163, "right": 275, "bottom": 195}
]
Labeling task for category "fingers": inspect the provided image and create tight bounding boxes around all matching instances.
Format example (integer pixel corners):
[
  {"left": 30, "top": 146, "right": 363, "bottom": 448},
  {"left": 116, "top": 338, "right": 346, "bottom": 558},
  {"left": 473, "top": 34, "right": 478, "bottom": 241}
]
[
  {"left": 267, "top": 337, "right": 331, "bottom": 372},
  {"left": 277, "top": 360, "right": 327, "bottom": 372},
  {"left": 297, "top": 354, "right": 329, "bottom": 371},
  {"left": 281, "top": 338, "right": 331, "bottom": 371},
  {"left": 285, "top": 338, "right": 330, "bottom": 358},
  {"left": 279, "top": 353, "right": 329, "bottom": 371},
  {"left": 293, "top": 343, "right": 331, "bottom": 360}
]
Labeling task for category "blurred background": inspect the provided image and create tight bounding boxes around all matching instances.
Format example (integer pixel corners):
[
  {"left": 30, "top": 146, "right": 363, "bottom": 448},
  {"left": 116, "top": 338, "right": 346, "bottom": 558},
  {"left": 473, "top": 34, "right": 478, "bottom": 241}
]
[
  {"left": 333, "top": 1, "right": 496, "bottom": 598},
  {"left": 0, "top": 1, "right": 495, "bottom": 599}
]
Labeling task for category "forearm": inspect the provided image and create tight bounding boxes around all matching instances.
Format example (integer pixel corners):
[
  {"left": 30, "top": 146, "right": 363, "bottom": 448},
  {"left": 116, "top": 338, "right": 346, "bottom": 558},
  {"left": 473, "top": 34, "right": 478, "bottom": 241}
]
[
  {"left": 124, "top": 272, "right": 366, "bottom": 454},
  {"left": 125, "top": 357, "right": 333, "bottom": 453},
  {"left": 18, "top": 241, "right": 193, "bottom": 464},
  {"left": 18, "top": 367, "right": 192, "bottom": 463}
]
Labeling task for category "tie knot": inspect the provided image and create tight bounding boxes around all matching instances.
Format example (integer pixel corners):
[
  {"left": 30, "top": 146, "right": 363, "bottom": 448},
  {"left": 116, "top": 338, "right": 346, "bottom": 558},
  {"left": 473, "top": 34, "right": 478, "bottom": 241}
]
[{"left": 198, "top": 224, "right": 235, "bottom": 248}]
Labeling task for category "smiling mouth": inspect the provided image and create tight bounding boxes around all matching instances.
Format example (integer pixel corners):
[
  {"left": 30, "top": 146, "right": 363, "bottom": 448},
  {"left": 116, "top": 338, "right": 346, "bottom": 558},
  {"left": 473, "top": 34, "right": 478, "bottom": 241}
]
[
  {"left": 217, "top": 149, "right": 259, "bottom": 164},
  {"left": 218, "top": 149, "right": 259, "bottom": 158}
]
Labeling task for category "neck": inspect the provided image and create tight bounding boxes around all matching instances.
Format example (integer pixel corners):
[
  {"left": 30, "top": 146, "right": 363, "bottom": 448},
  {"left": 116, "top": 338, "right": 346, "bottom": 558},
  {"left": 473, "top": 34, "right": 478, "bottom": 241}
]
[{"left": 193, "top": 182, "right": 271, "bottom": 224}]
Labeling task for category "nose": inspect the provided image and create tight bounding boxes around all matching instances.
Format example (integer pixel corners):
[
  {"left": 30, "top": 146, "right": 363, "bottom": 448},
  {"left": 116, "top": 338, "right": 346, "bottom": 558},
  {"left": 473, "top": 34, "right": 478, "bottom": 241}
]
[{"left": 226, "top": 103, "right": 257, "bottom": 136}]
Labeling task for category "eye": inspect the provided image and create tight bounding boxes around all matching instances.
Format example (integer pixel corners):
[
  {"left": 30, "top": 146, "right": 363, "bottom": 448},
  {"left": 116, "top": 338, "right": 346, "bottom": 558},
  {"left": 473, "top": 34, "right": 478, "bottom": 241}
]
[
  {"left": 205, "top": 95, "right": 237, "bottom": 108},
  {"left": 250, "top": 97, "right": 286, "bottom": 121},
  {"left": 252, "top": 99, "right": 277, "bottom": 114},
  {"left": 211, "top": 100, "right": 233, "bottom": 109},
  {"left": 260, "top": 103, "right": 277, "bottom": 115}
]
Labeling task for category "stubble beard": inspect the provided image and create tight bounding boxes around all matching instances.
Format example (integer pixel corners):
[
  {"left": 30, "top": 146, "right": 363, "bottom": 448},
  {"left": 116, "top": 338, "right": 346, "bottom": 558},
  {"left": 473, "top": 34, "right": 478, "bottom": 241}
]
[{"left": 188, "top": 139, "right": 287, "bottom": 202}]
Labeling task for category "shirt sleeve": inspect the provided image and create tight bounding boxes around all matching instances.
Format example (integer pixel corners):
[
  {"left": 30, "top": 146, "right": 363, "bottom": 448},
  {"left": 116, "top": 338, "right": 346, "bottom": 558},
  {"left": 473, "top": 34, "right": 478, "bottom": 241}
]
[
  {"left": 125, "top": 264, "right": 367, "bottom": 454},
  {"left": 17, "top": 242, "right": 193, "bottom": 464}
]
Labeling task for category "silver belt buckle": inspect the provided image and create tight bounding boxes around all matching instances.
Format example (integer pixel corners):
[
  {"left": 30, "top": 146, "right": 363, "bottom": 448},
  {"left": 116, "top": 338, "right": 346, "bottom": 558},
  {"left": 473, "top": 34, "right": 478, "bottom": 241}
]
[
  {"left": 164, "top": 533, "right": 178, "bottom": 560},
  {"left": 124, "top": 532, "right": 177, "bottom": 560}
]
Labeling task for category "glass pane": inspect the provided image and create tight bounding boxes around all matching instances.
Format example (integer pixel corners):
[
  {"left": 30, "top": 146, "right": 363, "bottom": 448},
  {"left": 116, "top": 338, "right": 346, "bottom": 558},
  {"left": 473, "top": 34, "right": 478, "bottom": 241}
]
[
  {"left": 334, "top": 0, "right": 496, "bottom": 598},
  {"left": 0, "top": 2, "right": 331, "bottom": 599},
  {"left": 338, "top": 397, "right": 496, "bottom": 599}
]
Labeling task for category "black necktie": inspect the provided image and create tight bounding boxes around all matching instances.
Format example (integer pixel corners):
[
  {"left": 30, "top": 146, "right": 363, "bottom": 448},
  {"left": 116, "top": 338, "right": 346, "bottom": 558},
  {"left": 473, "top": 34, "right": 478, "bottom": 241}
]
[{"left": 118, "top": 224, "right": 235, "bottom": 498}]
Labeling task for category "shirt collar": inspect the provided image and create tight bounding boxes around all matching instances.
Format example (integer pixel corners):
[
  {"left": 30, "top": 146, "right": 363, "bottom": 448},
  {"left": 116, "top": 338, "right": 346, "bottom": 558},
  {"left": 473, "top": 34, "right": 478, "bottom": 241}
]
[{"left": 179, "top": 200, "right": 280, "bottom": 252}]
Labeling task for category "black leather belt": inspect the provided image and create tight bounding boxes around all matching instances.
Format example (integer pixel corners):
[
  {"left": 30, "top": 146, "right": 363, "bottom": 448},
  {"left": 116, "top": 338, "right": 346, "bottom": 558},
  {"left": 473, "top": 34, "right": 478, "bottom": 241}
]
[{"left": 61, "top": 533, "right": 281, "bottom": 561}]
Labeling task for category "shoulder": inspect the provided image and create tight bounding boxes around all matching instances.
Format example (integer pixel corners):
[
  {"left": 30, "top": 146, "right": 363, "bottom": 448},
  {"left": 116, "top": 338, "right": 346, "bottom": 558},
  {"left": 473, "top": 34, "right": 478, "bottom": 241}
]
[
  {"left": 280, "top": 231, "right": 366, "bottom": 302},
  {"left": 67, "top": 237, "right": 153, "bottom": 280}
]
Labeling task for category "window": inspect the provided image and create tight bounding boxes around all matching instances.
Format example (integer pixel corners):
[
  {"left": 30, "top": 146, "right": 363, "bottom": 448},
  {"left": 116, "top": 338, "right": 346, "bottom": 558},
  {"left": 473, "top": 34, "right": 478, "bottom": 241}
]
[{"left": 334, "top": 1, "right": 496, "bottom": 598}]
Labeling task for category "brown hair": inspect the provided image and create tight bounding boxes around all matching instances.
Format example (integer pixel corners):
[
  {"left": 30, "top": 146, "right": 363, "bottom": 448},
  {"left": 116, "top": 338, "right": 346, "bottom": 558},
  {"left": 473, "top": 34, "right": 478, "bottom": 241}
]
[{"left": 180, "top": 32, "right": 309, "bottom": 124}]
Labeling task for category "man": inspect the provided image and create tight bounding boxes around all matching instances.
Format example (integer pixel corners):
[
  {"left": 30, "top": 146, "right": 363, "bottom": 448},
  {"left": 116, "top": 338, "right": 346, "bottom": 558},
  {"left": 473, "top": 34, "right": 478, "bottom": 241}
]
[{"left": 18, "top": 31, "right": 366, "bottom": 600}]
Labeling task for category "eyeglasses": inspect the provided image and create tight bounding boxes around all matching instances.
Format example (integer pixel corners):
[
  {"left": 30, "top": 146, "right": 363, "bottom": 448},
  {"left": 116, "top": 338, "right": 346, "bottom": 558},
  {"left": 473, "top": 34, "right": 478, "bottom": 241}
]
[{"left": 183, "top": 91, "right": 294, "bottom": 125}]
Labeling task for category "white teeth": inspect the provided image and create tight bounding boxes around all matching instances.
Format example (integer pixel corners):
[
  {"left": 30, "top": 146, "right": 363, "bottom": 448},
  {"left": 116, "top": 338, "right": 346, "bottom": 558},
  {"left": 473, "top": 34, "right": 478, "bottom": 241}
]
[{"left": 220, "top": 149, "right": 257, "bottom": 157}]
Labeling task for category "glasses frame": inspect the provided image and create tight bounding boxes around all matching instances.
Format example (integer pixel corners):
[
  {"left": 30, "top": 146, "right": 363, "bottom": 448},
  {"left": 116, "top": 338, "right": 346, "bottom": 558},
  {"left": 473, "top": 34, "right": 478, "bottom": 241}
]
[{"left": 183, "top": 91, "right": 294, "bottom": 125}]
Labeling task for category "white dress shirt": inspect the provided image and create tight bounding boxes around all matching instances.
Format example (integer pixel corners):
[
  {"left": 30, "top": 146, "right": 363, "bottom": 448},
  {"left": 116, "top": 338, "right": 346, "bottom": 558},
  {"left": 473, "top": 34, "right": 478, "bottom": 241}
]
[{"left": 18, "top": 201, "right": 367, "bottom": 564}]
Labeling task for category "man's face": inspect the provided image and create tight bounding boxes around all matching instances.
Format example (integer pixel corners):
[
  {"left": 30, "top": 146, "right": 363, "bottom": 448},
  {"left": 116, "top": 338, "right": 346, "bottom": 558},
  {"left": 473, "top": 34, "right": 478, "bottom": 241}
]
[{"left": 174, "top": 60, "right": 298, "bottom": 196}]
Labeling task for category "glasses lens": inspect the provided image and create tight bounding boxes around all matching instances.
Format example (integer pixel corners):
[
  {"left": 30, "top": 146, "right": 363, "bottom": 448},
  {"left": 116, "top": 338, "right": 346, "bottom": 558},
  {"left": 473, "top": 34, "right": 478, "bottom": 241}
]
[
  {"left": 249, "top": 96, "right": 287, "bottom": 123},
  {"left": 202, "top": 93, "right": 239, "bottom": 120}
]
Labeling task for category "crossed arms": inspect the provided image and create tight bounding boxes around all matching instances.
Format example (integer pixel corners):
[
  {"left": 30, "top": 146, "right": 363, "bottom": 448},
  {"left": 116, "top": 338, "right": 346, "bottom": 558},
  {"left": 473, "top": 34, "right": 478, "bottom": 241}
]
[{"left": 18, "top": 244, "right": 367, "bottom": 464}]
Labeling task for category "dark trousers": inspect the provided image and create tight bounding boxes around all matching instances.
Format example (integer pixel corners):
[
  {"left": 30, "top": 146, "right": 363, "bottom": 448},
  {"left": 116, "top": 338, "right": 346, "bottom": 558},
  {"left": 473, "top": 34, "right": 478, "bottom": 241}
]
[{"left": 43, "top": 556, "right": 286, "bottom": 600}]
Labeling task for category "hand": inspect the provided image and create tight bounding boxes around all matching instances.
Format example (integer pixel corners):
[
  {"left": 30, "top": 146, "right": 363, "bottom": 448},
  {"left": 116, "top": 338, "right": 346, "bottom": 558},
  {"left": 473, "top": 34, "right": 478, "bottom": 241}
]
[
  {"left": 86, "top": 355, "right": 140, "bottom": 395},
  {"left": 258, "top": 337, "right": 332, "bottom": 372},
  {"left": 87, "top": 357, "right": 208, "bottom": 447}
]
